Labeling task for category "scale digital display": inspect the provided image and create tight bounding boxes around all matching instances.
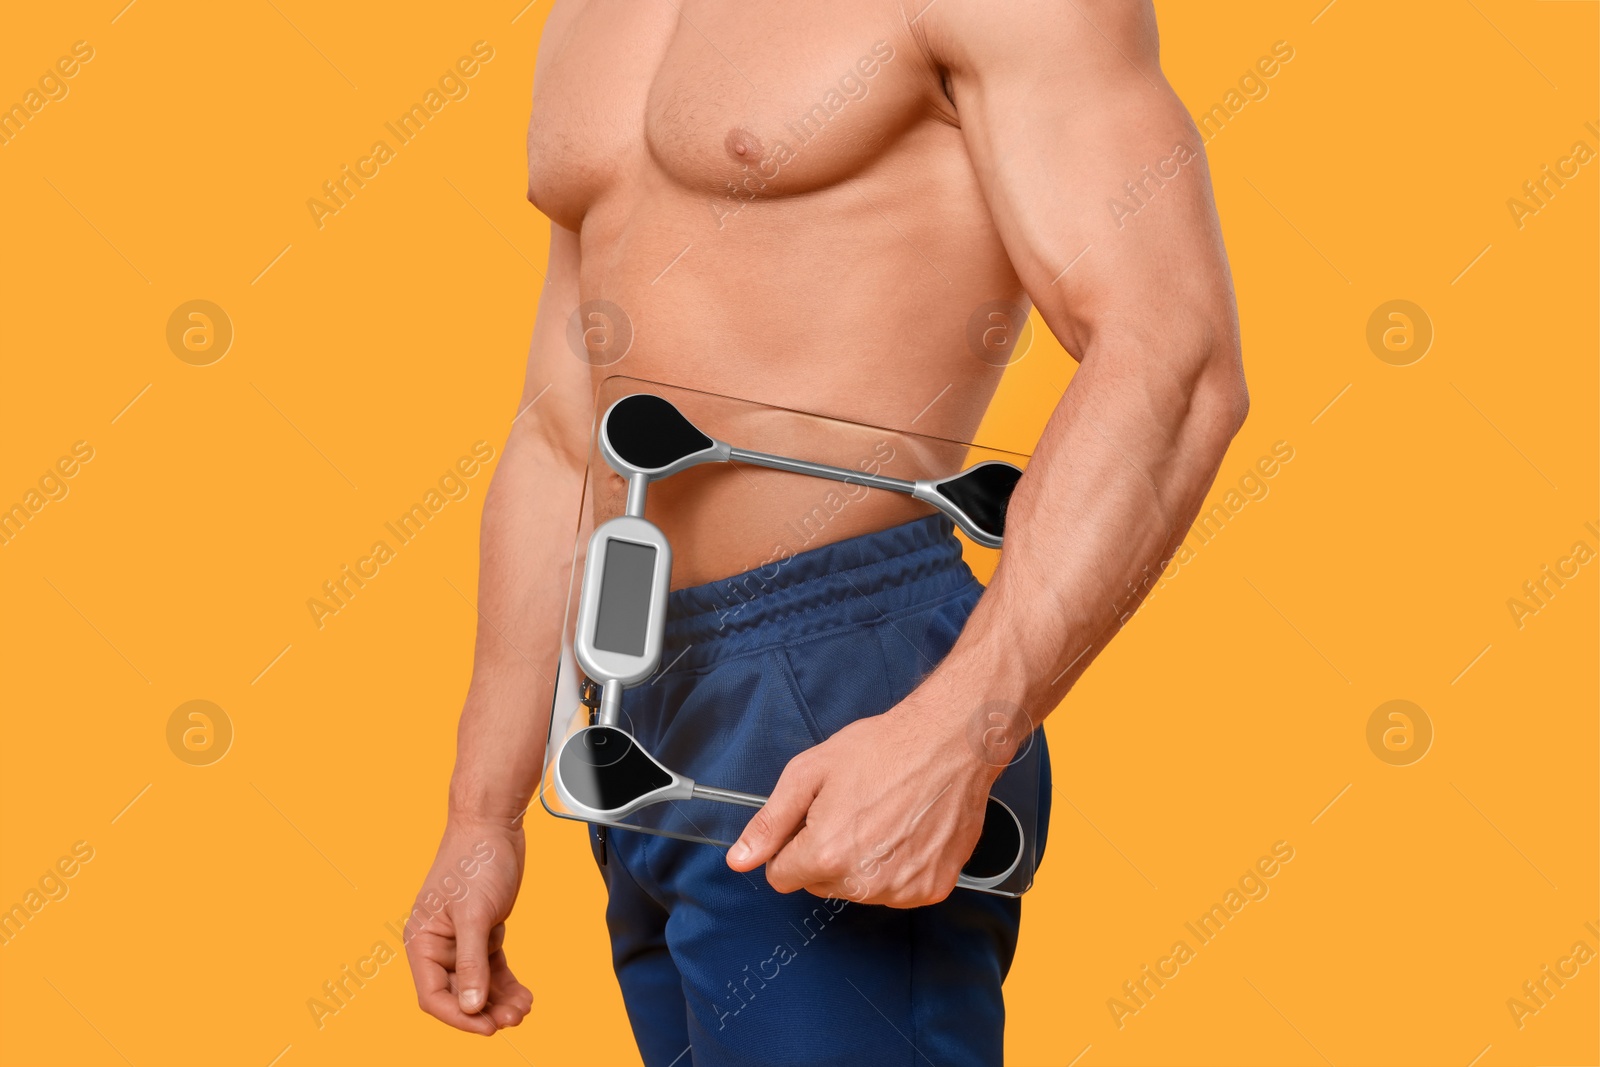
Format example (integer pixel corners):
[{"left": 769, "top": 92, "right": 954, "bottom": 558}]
[{"left": 592, "top": 539, "right": 657, "bottom": 656}]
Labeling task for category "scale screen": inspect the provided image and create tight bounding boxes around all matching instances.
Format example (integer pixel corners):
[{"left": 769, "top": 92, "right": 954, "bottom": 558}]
[{"left": 592, "top": 539, "right": 656, "bottom": 656}]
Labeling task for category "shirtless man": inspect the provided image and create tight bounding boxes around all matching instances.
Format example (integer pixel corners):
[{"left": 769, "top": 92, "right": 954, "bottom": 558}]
[{"left": 406, "top": 1, "right": 1247, "bottom": 1062}]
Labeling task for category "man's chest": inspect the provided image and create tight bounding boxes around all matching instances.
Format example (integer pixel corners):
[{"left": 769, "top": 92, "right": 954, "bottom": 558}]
[{"left": 526, "top": 0, "right": 935, "bottom": 229}]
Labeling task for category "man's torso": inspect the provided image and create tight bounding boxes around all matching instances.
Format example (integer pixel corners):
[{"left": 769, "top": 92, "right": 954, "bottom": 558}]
[{"left": 529, "top": 0, "right": 1029, "bottom": 585}]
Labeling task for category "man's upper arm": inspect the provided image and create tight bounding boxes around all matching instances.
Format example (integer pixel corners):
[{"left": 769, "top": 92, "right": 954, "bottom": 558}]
[{"left": 924, "top": 0, "right": 1238, "bottom": 373}]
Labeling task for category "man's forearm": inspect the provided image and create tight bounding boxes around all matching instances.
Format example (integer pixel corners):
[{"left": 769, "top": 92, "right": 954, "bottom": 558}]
[
  {"left": 448, "top": 420, "right": 587, "bottom": 823},
  {"left": 934, "top": 333, "right": 1247, "bottom": 740},
  {"left": 446, "top": 219, "right": 589, "bottom": 825}
]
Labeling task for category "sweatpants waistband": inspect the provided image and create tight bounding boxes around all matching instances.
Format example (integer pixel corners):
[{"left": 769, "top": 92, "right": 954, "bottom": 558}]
[{"left": 659, "top": 515, "right": 977, "bottom": 673}]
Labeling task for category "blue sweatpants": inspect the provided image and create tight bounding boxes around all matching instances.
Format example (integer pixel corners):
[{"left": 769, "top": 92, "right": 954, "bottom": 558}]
[{"left": 596, "top": 515, "right": 1051, "bottom": 1067}]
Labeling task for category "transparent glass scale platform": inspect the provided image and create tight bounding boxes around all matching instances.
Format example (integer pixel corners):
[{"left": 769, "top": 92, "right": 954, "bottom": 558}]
[{"left": 539, "top": 377, "right": 1043, "bottom": 897}]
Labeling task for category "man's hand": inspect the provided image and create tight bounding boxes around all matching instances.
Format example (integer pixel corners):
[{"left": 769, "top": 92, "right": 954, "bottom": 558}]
[
  {"left": 727, "top": 678, "right": 1004, "bottom": 906},
  {"left": 404, "top": 818, "right": 534, "bottom": 1035}
]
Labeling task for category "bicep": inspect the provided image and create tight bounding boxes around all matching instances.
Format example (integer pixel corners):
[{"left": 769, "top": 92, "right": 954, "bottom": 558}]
[{"left": 929, "top": 0, "right": 1234, "bottom": 362}]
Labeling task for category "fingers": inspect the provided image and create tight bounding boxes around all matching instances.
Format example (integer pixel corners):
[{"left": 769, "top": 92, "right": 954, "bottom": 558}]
[
  {"left": 762, "top": 826, "right": 839, "bottom": 895},
  {"left": 406, "top": 922, "right": 534, "bottom": 1033},
  {"left": 485, "top": 950, "right": 535, "bottom": 1028},
  {"left": 406, "top": 929, "right": 497, "bottom": 1036},
  {"left": 768, "top": 834, "right": 964, "bottom": 905},
  {"left": 728, "top": 754, "right": 822, "bottom": 872},
  {"left": 452, "top": 916, "right": 497, "bottom": 1015}
]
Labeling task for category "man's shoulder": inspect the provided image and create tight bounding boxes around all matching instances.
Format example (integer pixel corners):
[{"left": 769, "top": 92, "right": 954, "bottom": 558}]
[{"left": 916, "top": 0, "right": 1158, "bottom": 78}]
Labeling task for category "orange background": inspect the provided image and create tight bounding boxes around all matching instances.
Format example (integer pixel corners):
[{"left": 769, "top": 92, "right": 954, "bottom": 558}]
[{"left": 0, "top": 2, "right": 1594, "bottom": 1065}]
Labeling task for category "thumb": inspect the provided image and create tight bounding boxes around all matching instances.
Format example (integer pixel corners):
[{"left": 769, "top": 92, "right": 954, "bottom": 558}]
[
  {"left": 728, "top": 757, "right": 821, "bottom": 872},
  {"left": 453, "top": 908, "right": 493, "bottom": 1015}
]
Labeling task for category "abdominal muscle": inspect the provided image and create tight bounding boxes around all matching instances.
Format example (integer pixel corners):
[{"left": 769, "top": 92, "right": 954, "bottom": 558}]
[
  {"left": 564, "top": 81, "right": 1026, "bottom": 589},
  {"left": 587, "top": 354, "right": 1007, "bottom": 589}
]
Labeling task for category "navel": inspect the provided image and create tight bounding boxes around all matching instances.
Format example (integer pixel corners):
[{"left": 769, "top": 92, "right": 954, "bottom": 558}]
[{"left": 724, "top": 126, "right": 763, "bottom": 162}]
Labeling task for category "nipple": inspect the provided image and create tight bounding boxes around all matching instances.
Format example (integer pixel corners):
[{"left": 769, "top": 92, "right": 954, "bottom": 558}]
[{"left": 724, "top": 126, "right": 763, "bottom": 163}]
